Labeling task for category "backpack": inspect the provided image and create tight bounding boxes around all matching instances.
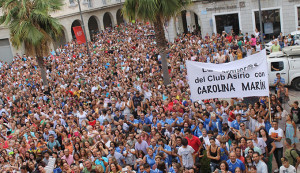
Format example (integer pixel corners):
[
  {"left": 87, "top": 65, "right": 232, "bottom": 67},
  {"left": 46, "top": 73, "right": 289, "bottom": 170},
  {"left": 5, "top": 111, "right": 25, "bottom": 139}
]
[{"left": 290, "top": 149, "right": 300, "bottom": 166}]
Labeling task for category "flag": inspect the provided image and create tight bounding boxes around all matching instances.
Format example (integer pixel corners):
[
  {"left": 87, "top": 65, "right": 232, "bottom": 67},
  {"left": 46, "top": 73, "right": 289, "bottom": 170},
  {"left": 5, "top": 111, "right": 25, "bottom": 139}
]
[{"left": 73, "top": 26, "right": 86, "bottom": 44}]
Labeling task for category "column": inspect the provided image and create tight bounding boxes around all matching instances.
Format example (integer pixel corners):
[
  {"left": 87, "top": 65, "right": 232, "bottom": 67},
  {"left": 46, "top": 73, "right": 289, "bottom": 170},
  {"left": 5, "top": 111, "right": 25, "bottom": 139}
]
[{"left": 165, "top": 17, "right": 177, "bottom": 42}]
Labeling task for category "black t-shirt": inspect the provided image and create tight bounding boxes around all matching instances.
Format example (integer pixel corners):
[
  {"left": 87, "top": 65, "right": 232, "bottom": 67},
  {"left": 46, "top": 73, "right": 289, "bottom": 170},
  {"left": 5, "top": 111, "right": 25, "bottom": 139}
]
[
  {"left": 132, "top": 96, "right": 142, "bottom": 108},
  {"left": 228, "top": 131, "right": 235, "bottom": 141},
  {"left": 291, "top": 107, "right": 300, "bottom": 124},
  {"left": 264, "top": 137, "right": 275, "bottom": 153}
]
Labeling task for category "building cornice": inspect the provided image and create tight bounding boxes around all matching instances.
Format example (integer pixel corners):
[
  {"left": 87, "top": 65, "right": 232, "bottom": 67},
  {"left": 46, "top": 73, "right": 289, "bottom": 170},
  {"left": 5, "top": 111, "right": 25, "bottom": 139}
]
[{"left": 55, "top": 2, "right": 123, "bottom": 19}]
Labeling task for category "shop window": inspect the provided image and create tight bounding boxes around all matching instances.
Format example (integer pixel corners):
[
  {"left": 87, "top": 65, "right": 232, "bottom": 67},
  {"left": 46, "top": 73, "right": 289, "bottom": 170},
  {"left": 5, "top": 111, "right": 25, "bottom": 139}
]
[
  {"left": 215, "top": 13, "right": 239, "bottom": 35},
  {"left": 255, "top": 9, "right": 281, "bottom": 41}
]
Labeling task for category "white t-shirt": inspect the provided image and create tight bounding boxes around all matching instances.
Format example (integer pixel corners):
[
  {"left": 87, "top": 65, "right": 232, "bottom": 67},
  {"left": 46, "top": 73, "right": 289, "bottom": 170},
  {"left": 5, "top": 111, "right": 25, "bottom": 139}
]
[
  {"left": 178, "top": 145, "right": 195, "bottom": 168},
  {"left": 253, "top": 138, "right": 267, "bottom": 154},
  {"left": 76, "top": 112, "right": 87, "bottom": 125},
  {"left": 279, "top": 165, "right": 296, "bottom": 173},
  {"left": 203, "top": 136, "right": 210, "bottom": 147},
  {"left": 269, "top": 128, "right": 284, "bottom": 148},
  {"left": 255, "top": 121, "right": 265, "bottom": 130}
]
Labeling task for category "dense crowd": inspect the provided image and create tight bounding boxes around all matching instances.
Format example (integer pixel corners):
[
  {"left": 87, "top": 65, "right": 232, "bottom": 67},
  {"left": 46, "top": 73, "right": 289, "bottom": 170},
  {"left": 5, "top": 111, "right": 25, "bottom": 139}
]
[{"left": 0, "top": 22, "right": 299, "bottom": 173}]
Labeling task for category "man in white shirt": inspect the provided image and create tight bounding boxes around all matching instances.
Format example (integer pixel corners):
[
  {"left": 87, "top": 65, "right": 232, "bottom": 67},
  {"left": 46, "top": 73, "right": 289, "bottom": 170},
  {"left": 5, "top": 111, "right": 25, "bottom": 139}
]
[
  {"left": 280, "top": 157, "right": 296, "bottom": 173},
  {"left": 201, "top": 129, "right": 210, "bottom": 147},
  {"left": 269, "top": 121, "right": 284, "bottom": 172},
  {"left": 253, "top": 152, "right": 268, "bottom": 173},
  {"left": 178, "top": 138, "right": 195, "bottom": 169}
]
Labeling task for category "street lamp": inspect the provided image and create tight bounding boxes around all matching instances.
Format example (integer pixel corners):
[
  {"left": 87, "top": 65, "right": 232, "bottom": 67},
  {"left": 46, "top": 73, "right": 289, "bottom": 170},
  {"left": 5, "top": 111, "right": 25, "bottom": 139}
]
[
  {"left": 258, "top": 0, "right": 264, "bottom": 48},
  {"left": 77, "top": 0, "right": 90, "bottom": 58}
]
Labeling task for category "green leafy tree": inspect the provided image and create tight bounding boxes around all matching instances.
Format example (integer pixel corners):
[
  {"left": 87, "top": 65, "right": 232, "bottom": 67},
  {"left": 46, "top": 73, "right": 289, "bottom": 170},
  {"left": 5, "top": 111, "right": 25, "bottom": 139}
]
[
  {"left": 0, "top": 0, "right": 64, "bottom": 86},
  {"left": 122, "top": 0, "right": 190, "bottom": 85}
]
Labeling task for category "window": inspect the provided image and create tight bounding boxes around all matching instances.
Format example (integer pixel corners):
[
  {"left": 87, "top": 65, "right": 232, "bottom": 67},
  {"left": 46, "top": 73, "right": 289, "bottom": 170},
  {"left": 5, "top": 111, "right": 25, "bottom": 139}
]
[
  {"left": 215, "top": 13, "right": 239, "bottom": 35},
  {"left": 271, "top": 61, "right": 284, "bottom": 71},
  {"left": 298, "top": 7, "right": 300, "bottom": 27},
  {"left": 254, "top": 9, "right": 281, "bottom": 41}
]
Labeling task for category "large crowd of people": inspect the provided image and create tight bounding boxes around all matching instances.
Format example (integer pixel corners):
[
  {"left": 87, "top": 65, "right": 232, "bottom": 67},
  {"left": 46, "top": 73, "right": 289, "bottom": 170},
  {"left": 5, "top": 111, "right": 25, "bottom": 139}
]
[{"left": 0, "top": 22, "right": 299, "bottom": 173}]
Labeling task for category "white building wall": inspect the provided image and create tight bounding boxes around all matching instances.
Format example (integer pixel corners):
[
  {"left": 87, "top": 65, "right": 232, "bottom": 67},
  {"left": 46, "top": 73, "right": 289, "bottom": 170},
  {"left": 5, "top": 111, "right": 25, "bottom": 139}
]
[{"left": 1, "top": 0, "right": 300, "bottom": 56}]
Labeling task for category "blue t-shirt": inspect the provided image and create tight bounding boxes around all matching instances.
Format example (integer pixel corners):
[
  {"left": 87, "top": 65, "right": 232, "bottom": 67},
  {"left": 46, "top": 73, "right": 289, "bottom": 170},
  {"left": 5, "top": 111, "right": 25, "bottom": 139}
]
[
  {"left": 145, "top": 154, "right": 156, "bottom": 168},
  {"left": 169, "top": 167, "right": 176, "bottom": 173},
  {"left": 227, "top": 159, "right": 245, "bottom": 173},
  {"left": 220, "top": 147, "right": 228, "bottom": 161},
  {"left": 194, "top": 127, "right": 203, "bottom": 137},
  {"left": 210, "top": 119, "right": 222, "bottom": 133},
  {"left": 204, "top": 118, "right": 210, "bottom": 131},
  {"left": 231, "top": 120, "right": 240, "bottom": 130},
  {"left": 166, "top": 118, "right": 174, "bottom": 125},
  {"left": 139, "top": 117, "right": 152, "bottom": 125},
  {"left": 95, "top": 157, "right": 108, "bottom": 172}
]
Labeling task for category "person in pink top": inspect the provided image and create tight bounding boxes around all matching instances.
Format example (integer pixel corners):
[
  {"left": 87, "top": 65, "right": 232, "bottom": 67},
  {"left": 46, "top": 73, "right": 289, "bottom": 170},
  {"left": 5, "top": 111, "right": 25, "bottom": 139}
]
[
  {"left": 250, "top": 34, "right": 256, "bottom": 48},
  {"left": 61, "top": 149, "right": 74, "bottom": 166}
]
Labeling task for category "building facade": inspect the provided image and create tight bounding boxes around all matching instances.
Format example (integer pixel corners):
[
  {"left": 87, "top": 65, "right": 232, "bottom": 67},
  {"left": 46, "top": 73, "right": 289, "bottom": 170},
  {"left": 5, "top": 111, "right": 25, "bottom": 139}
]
[
  {"left": 166, "top": 0, "right": 300, "bottom": 42},
  {"left": 0, "top": 0, "right": 300, "bottom": 62}
]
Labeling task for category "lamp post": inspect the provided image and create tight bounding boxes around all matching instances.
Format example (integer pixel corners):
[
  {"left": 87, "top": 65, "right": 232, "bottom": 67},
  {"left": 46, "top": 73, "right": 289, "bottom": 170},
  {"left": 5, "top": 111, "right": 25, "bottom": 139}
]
[
  {"left": 77, "top": 0, "right": 90, "bottom": 57},
  {"left": 258, "top": 0, "right": 264, "bottom": 48}
]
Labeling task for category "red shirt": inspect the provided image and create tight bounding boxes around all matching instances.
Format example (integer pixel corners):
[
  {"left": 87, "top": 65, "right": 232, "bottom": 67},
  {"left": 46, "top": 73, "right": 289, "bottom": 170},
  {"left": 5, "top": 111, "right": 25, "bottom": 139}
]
[
  {"left": 226, "top": 35, "right": 233, "bottom": 43},
  {"left": 237, "top": 156, "right": 245, "bottom": 164},
  {"left": 228, "top": 111, "right": 235, "bottom": 122},
  {"left": 185, "top": 135, "right": 201, "bottom": 153}
]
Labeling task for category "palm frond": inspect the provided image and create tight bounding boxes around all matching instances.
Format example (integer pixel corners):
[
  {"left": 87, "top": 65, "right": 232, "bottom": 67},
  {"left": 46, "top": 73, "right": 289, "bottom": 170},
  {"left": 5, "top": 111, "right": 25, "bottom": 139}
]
[
  {"left": 122, "top": 0, "right": 138, "bottom": 21},
  {"left": 1, "top": 0, "right": 64, "bottom": 56},
  {"left": 123, "top": 0, "right": 191, "bottom": 22},
  {"left": 136, "top": 0, "right": 157, "bottom": 22},
  {"left": 160, "top": 0, "right": 180, "bottom": 18}
]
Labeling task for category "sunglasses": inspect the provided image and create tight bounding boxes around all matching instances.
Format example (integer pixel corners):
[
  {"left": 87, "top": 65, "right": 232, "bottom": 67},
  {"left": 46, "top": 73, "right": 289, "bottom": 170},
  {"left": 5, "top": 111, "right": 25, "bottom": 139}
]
[{"left": 240, "top": 125, "right": 244, "bottom": 127}]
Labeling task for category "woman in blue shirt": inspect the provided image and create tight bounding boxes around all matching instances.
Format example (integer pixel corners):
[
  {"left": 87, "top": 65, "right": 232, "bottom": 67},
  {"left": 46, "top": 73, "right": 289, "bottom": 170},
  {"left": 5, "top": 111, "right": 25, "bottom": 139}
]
[{"left": 143, "top": 148, "right": 156, "bottom": 168}]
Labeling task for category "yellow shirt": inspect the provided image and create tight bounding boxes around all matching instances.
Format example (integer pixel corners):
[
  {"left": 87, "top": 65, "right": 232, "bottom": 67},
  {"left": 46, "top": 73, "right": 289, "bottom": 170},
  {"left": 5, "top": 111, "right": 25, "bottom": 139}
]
[{"left": 237, "top": 52, "right": 243, "bottom": 60}]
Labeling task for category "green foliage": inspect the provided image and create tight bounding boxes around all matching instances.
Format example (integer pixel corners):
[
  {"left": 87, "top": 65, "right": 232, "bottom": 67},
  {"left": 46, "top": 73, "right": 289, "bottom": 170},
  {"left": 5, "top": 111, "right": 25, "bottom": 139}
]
[
  {"left": 199, "top": 150, "right": 211, "bottom": 173},
  {"left": 122, "top": 0, "right": 191, "bottom": 22},
  {"left": 0, "top": 0, "right": 64, "bottom": 56}
]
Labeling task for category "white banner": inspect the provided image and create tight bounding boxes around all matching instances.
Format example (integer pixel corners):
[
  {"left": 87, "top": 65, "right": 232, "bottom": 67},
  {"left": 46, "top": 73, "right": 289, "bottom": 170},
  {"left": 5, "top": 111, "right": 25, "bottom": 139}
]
[{"left": 186, "top": 49, "right": 269, "bottom": 101}]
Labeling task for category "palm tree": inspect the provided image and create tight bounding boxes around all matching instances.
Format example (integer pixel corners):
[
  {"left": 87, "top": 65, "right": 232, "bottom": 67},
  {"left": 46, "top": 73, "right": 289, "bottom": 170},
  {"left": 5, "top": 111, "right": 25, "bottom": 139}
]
[
  {"left": 122, "top": 0, "right": 190, "bottom": 86},
  {"left": 0, "top": 0, "right": 64, "bottom": 86}
]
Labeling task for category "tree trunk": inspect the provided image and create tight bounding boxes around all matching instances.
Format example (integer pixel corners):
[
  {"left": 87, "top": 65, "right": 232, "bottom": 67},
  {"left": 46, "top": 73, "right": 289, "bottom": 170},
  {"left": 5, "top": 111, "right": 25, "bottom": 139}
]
[
  {"left": 36, "top": 56, "right": 48, "bottom": 86},
  {"left": 153, "top": 15, "right": 171, "bottom": 86}
]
